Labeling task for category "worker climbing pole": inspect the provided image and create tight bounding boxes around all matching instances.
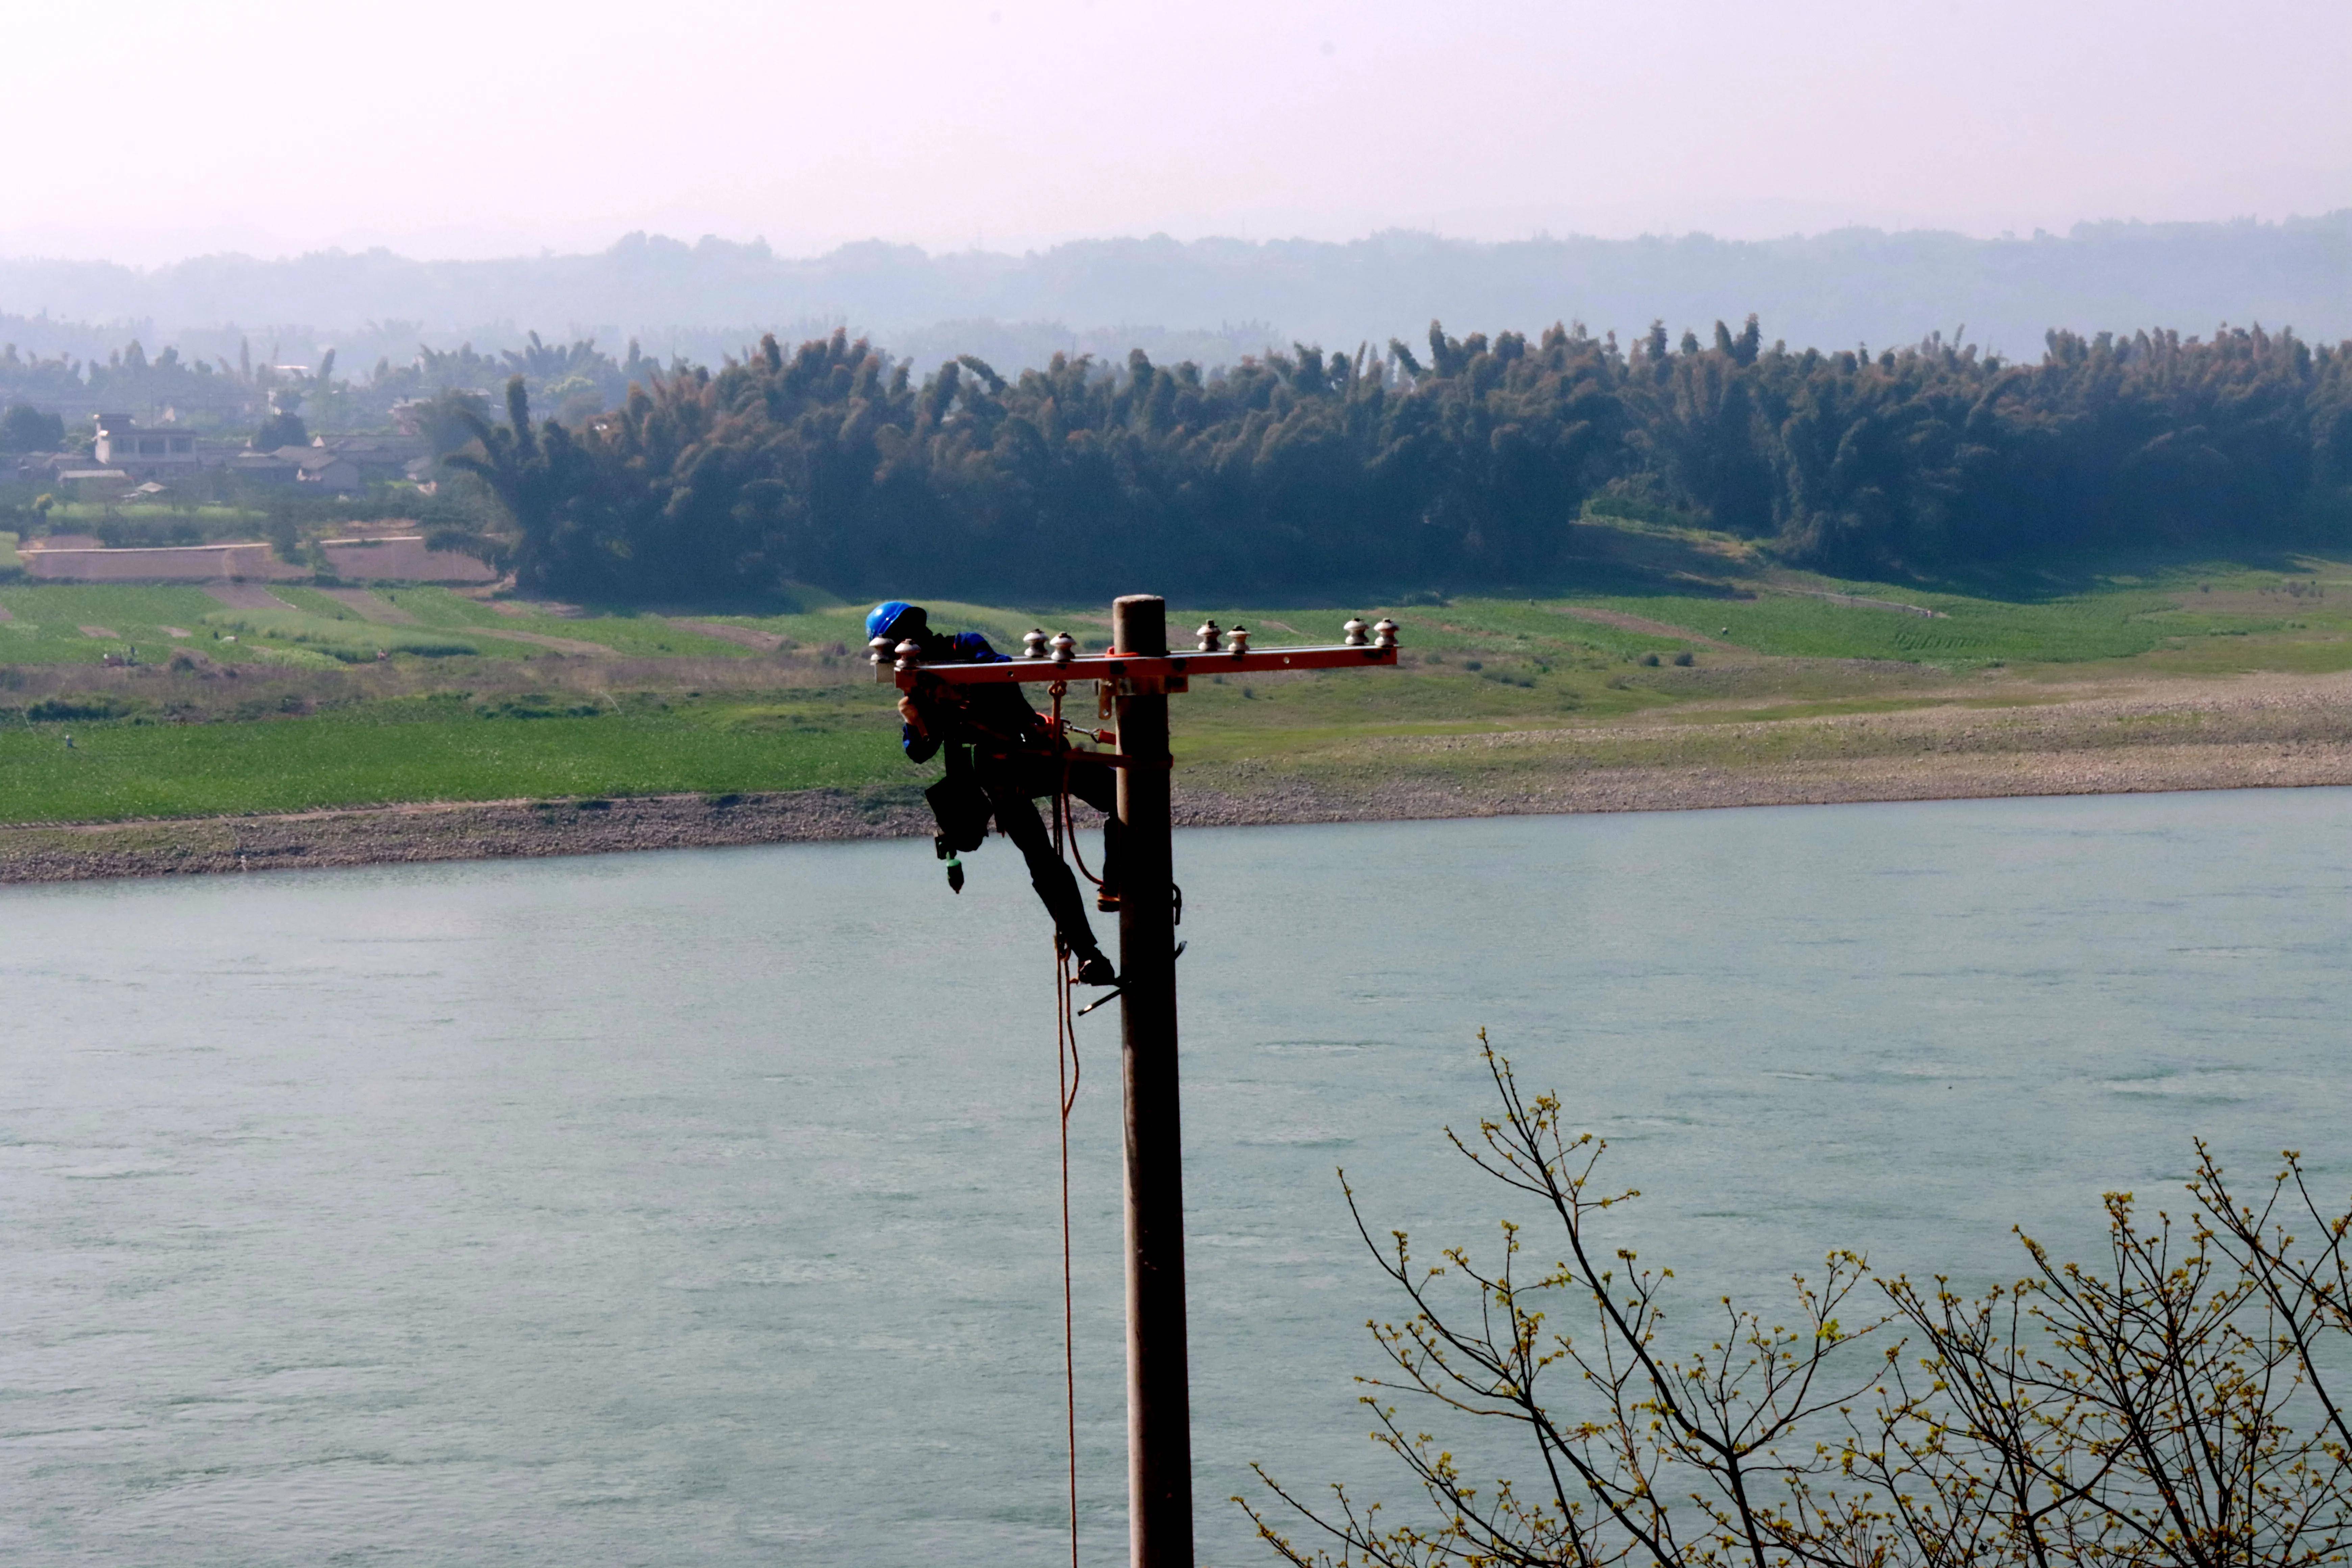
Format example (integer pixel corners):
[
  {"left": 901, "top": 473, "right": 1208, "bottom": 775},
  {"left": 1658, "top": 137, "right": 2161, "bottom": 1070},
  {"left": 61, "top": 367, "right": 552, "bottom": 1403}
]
[{"left": 874, "top": 594, "right": 1399, "bottom": 1568}]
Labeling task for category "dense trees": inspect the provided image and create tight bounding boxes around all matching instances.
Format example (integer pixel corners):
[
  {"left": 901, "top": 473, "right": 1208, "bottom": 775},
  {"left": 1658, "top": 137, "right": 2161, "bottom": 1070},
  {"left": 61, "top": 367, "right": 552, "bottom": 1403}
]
[
  {"left": 368, "top": 333, "right": 659, "bottom": 427},
  {"left": 0, "top": 332, "right": 653, "bottom": 436},
  {"left": 0, "top": 403, "right": 65, "bottom": 451},
  {"left": 0, "top": 339, "right": 262, "bottom": 425},
  {"left": 444, "top": 318, "right": 2351, "bottom": 600},
  {"left": 12, "top": 308, "right": 2342, "bottom": 595},
  {"left": 252, "top": 388, "right": 310, "bottom": 450},
  {"left": 1659, "top": 321, "right": 2352, "bottom": 576},
  {"left": 444, "top": 322, "right": 1665, "bottom": 599}
]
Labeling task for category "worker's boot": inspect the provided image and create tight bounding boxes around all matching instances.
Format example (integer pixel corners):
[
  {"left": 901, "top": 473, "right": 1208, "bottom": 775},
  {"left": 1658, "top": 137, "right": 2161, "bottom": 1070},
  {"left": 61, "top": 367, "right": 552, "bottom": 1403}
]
[{"left": 1075, "top": 951, "right": 1117, "bottom": 987}]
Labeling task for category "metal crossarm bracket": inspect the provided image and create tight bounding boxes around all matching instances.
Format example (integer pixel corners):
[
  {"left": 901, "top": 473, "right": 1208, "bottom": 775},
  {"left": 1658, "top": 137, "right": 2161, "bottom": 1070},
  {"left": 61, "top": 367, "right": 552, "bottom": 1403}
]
[{"left": 890, "top": 643, "right": 1396, "bottom": 690}]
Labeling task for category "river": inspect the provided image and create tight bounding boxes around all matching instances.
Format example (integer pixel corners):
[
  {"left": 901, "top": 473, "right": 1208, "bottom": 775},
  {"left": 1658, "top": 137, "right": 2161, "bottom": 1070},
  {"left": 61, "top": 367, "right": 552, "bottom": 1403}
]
[{"left": 2, "top": 788, "right": 2347, "bottom": 1565}]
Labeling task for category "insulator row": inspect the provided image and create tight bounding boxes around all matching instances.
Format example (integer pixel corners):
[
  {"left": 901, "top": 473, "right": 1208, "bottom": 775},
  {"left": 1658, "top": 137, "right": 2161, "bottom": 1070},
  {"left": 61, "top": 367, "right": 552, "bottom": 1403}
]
[
  {"left": 880, "top": 616, "right": 1400, "bottom": 671},
  {"left": 1192, "top": 620, "right": 1254, "bottom": 654}
]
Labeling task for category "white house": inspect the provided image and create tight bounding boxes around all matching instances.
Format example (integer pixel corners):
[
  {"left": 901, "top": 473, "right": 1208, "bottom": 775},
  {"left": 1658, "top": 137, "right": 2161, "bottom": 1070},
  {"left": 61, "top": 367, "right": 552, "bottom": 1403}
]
[{"left": 92, "top": 413, "right": 202, "bottom": 477}]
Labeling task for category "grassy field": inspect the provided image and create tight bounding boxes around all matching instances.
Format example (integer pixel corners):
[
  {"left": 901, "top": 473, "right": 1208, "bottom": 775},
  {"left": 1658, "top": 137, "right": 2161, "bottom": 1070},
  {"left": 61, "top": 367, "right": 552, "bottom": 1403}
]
[
  {"left": 0, "top": 584, "right": 233, "bottom": 662},
  {"left": 0, "top": 693, "right": 903, "bottom": 823},
  {"left": 0, "top": 583, "right": 765, "bottom": 666},
  {"left": 3, "top": 533, "right": 2347, "bottom": 827},
  {"left": 1582, "top": 585, "right": 2307, "bottom": 665},
  {"left": 377, "top": 587, "right": 765, "bottom": 658}
]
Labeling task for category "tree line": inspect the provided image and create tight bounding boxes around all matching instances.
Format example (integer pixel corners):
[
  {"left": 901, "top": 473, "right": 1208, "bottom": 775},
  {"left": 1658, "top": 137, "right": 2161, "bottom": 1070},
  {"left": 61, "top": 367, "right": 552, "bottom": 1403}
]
[
  {"left": 432, "top": 316, "right": 2352, "bottom": 598},
  {"left": 0, "top": 332, "right": 662, "bottom": 442}
]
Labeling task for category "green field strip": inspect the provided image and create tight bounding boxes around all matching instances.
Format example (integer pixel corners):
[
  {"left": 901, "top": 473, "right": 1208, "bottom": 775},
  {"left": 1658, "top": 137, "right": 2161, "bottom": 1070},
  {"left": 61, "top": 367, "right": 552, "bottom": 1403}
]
[
  {"left": 0, "top": 703, "right": 907, "bottom": 824},
  {"left": 269, "top": 585, "right": 379, "bottom": 621},
  {"left": 0, "top": 585, "right": 233, "bottom": 663},
  {"left": 378, "top": 588, "right": 760, "bottom": 658},
  {"left": 1581, "top": 590, "right": 2209, "bottom": 665},
  {"left": 197, "top": 606, "right": 491, "bottom": 662}
]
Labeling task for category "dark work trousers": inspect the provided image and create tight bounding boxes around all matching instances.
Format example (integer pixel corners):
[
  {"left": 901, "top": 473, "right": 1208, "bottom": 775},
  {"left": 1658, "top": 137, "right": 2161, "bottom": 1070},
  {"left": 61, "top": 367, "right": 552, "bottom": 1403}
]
[{"left": 976, "top": 750, "right": 1122, "bottom": 958}]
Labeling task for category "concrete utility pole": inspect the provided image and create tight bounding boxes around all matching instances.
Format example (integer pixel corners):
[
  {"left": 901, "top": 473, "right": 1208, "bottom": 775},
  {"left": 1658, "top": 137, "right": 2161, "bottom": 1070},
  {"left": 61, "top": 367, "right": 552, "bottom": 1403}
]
[
  {"left": 1110, "top": 594, "right": 1192, "bottom": 1568},
  {"left": 883, "top": 596, "right": 1396, "bottom": 1568}
]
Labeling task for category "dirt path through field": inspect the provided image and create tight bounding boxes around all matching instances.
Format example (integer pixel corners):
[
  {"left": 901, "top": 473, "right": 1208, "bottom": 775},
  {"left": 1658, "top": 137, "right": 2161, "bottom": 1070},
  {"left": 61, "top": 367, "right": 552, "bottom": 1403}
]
[
  {"left": 1550, "top": 605, "right": 1744, "bottom": 648},
  {"left": 470, "top": 628, "right": 614, "bottom": 656},
  {"left": 486, "top": 598, "right": 584, "bottom": 617},
  {"left": 670, "top": 619, "right": 786, "bottom": 650},
  {"left": 203, "top": 584, "right": 294, "bottom": 610},
  {"left": 1778, "top": 588, "right": 1944, "bottom": 617},
  {"left": 77, "top": 625, "right": 119, "bottom": 638},
  {"left": 318, "top": 588, "right": 418, "bottom": 624}
]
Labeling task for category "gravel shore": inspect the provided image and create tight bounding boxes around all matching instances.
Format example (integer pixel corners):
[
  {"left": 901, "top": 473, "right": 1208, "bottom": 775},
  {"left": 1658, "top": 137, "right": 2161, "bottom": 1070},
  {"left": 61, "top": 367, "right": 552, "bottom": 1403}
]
[{"left": 6, "top": 670, "right": 2348, "bottom": 884}]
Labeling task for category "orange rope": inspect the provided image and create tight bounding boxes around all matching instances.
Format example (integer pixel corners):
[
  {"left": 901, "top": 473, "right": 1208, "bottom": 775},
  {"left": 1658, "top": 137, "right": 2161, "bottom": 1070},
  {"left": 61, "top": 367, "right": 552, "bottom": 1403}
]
[
  {"left": 1054, "top": 942, "right": 1080, "bottom": 1568},
  {"left": 1048, "top": 680, "right": 1081, "bottom": 1568}
]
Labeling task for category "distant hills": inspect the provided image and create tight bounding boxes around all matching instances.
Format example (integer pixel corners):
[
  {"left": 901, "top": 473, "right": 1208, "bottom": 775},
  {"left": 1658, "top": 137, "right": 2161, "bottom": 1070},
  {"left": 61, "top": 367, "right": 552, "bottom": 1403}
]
[{"left": 1, "top": 215, "right": 2347, "bottom": 374}]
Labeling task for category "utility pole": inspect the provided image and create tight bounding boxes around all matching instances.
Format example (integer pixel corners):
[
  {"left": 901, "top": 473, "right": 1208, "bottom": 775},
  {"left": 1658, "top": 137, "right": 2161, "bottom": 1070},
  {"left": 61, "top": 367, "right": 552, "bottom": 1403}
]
[
  {"left": 1111, "top": 594, "right": 1191, "bottom": 1568},
  {"left": 883, "top": 598, "right": 1396, "bottom": 1568}
]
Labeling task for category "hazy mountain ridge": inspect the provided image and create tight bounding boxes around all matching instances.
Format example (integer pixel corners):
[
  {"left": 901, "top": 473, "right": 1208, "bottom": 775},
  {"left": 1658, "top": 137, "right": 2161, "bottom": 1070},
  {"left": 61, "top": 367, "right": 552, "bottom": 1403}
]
[{"left": 0, "top": 215, "right": 2346, "bottom": 374}]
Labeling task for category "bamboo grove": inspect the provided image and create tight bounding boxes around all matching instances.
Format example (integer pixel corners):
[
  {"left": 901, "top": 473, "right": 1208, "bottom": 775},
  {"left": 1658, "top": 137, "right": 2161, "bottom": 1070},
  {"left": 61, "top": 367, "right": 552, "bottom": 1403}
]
[{"left": 441, "top": 318, "right": 2352, "bottom": 600}]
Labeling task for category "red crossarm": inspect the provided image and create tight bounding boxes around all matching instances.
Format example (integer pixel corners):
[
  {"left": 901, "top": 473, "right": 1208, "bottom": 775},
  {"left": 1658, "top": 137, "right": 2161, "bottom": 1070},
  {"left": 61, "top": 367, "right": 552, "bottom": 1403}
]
[{"left": 889, "top": 643, "right": 1395, "bottom": 691}]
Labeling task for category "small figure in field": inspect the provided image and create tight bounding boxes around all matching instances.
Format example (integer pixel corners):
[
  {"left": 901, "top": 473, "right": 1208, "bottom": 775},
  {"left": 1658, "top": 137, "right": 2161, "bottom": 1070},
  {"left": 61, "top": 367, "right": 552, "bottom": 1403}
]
[{"left": 871, "top": 602, "right": 1122, "bottom": 986}]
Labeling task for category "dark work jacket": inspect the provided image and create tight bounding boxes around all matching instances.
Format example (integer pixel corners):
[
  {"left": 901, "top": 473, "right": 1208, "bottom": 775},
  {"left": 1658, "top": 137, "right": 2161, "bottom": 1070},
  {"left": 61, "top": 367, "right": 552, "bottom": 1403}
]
[{"left": 900, "top": 632, "right": 1050, "bottom": 764}]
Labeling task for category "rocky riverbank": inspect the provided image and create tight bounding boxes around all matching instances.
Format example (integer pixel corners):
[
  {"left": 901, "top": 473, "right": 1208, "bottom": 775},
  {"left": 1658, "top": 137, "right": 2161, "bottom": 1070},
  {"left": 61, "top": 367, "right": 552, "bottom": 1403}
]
[{"left": 0, "top": 790, "right": 936, "bottom": 883}]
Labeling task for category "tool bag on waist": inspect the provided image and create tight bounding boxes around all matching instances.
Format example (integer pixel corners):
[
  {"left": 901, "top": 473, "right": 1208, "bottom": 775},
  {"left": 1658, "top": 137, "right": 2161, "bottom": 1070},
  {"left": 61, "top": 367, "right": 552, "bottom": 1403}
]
[{"left": 925, "top": 743, "right": 992, "bottom": 853}]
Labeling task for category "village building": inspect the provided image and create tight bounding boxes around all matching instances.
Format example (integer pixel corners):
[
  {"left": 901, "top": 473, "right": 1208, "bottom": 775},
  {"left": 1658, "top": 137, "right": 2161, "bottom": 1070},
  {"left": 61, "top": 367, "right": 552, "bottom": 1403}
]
[
  {"left": 92, "top": 413, "right": 203, "bottom": 479},
  {"left": 280, "top": 446, "right": 363, "bottom": 492},
  {"left": 11, "top": 451, "right": 80, "bottom": 483},
  {"left": 53, "top": 467, "right": 133, "bottom": 498},
  {"left": 226, "top": 449, "right": 300, "bottom": 484},
  {"left": 9, "top": 423, "right": 434, "bottom": 493},
  {"left": 312, "top": 433, "right": 429, "bottom": 483}
]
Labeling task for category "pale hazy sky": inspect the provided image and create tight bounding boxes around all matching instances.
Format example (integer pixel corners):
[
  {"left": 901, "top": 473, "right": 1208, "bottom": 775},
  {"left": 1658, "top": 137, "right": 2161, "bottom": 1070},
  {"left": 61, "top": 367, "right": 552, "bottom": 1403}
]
[{"left": 11, "top": 0, "right": 2347, "bottom": 264}]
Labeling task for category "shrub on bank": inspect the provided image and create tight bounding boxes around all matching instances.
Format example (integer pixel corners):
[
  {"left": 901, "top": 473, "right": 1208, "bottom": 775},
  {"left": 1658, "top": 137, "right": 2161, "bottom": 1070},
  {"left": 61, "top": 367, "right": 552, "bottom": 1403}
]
[{"left": 1247, "top": 1033, "right": 2352, "bottom": 1568}]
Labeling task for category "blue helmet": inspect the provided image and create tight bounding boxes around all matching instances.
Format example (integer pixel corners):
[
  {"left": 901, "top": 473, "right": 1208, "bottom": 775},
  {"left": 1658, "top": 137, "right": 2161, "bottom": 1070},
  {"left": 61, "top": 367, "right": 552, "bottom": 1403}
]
[{"left": 865, "top": 601, "right": 916, "bottom": 640}]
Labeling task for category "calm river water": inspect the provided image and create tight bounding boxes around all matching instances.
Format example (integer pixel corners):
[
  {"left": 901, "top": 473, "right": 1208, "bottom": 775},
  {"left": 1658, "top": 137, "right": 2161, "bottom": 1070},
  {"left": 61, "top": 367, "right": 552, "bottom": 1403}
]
[{"left": 2, "top": 789, "right": 2349, "bottom": 1565}]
